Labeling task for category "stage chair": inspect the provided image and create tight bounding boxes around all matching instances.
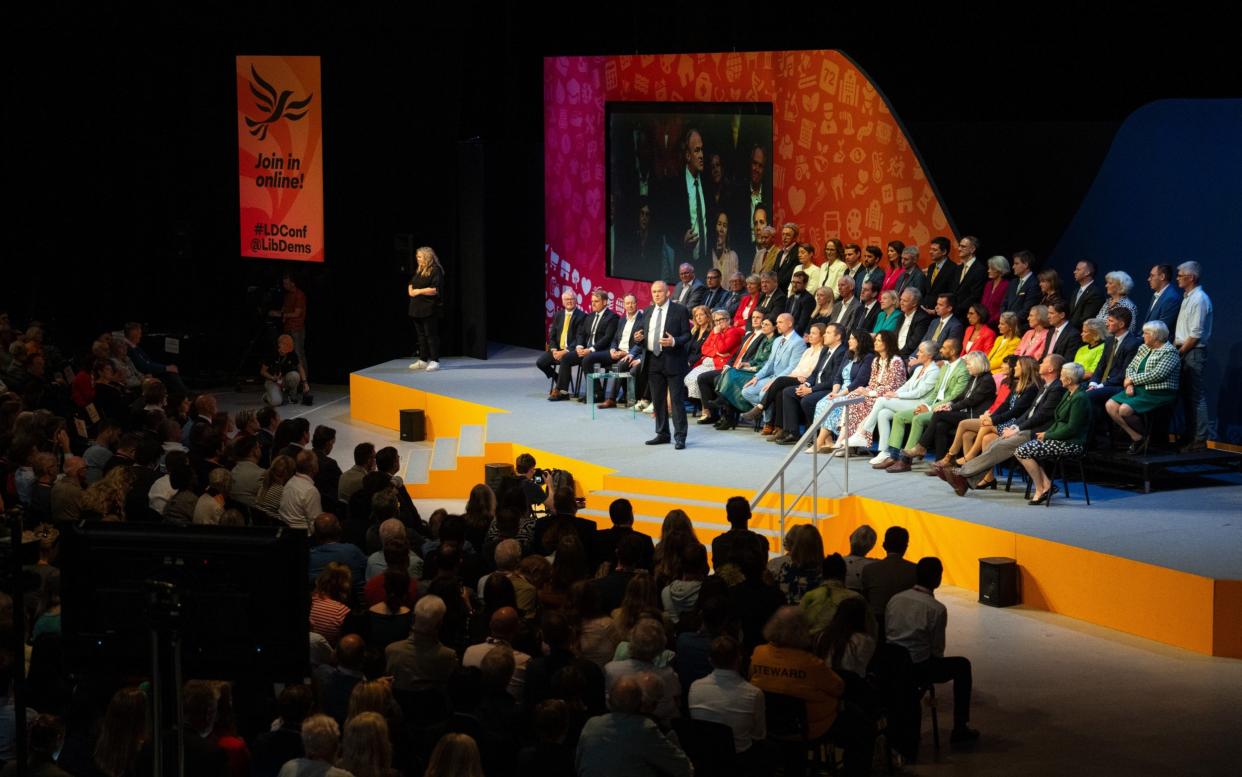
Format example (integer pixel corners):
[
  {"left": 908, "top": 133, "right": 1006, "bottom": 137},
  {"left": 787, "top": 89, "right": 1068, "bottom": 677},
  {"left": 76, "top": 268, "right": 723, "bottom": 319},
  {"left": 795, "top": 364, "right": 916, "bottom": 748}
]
[
  {"left": 763, "top": 690, "right": 838, "bottom": 775},
  {"left": 1022, "top": 452, "right": 1091, "bottom": 506}
]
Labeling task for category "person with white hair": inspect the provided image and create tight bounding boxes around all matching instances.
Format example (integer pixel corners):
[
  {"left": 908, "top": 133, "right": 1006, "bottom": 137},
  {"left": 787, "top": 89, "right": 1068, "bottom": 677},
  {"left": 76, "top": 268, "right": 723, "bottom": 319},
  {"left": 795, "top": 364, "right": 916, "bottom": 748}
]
[
  {"left": 1092, "top": 270, "right": 1140, "bottom": 334},
  {"left": 1105, "top": 320, "right": 1181, "bottom": 454},
  {"left": 1016, "top": 362, "right": 1092, "bottom": 504},
  {"left": 277, "top": 714, "right": 352, "bottom": 777},
  {"left": 384, "top": 594, "right": 458, "bottom": 691},
  {"left": 576, "top": 675, "right": 692, "bottom": 777},
  {"left": 1172, "top": 260, "right": 1213, "bottom": 450}
]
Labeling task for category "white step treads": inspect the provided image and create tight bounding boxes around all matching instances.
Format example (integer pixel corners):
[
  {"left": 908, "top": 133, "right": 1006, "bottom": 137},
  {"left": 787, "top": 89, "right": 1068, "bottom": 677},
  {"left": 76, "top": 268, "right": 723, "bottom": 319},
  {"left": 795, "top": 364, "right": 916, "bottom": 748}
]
[
  {"left": 430, "top": 437, "right": 460, "bottom": 471},
  {"left": 401, "top": 445, "right": 433, "bottom": 485},
  {"left": 458, "top": 424, "right": 485, "bottom": 457}
]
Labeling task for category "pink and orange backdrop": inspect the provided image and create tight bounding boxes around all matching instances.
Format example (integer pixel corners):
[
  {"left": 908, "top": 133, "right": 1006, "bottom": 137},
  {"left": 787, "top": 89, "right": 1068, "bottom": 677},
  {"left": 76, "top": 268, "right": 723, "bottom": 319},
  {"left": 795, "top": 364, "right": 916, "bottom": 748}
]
[{"left": 544, "top": 50, "right": 957, "bottom": 324}]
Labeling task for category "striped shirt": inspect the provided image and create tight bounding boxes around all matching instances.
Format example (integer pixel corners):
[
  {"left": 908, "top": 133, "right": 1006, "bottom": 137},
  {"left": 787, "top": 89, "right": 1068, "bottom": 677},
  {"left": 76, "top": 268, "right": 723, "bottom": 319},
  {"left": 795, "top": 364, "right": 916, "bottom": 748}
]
[{"left": 309, "top": 593, "right": 351, "bottom": 646}]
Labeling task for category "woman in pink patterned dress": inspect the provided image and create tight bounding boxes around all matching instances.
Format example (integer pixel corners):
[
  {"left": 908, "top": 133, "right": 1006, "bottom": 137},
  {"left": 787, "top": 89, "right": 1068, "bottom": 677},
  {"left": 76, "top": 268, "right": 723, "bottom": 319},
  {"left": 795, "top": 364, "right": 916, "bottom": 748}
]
[{"left": 814, "top": 330, "right": 905, "bottom": 452}]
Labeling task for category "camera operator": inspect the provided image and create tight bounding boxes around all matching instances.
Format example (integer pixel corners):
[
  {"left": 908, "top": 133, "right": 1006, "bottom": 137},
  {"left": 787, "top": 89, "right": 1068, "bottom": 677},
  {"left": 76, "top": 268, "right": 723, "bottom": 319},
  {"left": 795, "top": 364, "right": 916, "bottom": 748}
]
[{"left": 514, "top": 453, "right": 547, "bottom": 509}]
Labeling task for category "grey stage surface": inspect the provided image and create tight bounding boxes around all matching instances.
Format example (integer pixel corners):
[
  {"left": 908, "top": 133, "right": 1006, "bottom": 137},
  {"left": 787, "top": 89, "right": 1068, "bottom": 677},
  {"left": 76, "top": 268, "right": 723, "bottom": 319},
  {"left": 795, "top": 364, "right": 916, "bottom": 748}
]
[{"left": 356, "top": 345, "right": 1242, "bottom": 580}]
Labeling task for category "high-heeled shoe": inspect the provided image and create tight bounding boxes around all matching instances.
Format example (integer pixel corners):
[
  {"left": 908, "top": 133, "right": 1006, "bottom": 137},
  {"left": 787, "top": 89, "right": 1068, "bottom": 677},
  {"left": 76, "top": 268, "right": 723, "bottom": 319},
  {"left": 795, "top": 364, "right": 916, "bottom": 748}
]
[
  {"left": 1028, "top": 489, "right": 1052, "bottom": 505},
  {"left": 974, "top": 476, "right": 997, "bottom": 490}
]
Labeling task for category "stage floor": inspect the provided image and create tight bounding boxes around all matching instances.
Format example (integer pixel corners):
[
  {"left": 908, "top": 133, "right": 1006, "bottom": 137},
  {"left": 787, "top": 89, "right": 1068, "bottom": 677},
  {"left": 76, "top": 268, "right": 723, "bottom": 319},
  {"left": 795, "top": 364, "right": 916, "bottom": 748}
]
[{"left": 355, "top": 345, "right": 1242, "bottom": 581}]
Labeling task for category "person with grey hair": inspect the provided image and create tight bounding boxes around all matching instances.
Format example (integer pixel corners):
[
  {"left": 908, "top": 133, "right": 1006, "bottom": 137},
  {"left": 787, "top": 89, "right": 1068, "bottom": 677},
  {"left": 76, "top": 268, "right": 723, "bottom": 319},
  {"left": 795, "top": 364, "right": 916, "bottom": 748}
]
[
  {"left": 895, "top": 287, "right": 932, "bottom": 358},
  {"left": 772, "top": 223, "right": 801, "bottom": 294},
  {"left": 844, "top": 525, "right": 879, "bottom": 590},
  {"left": 731, "top": 273, "right": 763, "bottom": 326},
  {"left": 981, "top": 255, "right": 1012, "bottom": 323},
  {"left": 576, "top": 675, "right": 692, "bottom": 777},
  {"left": 1092, "top": 270, "right": 1139, "bottom": 334},
  {"left": 860, "top": 339, "right": 942, "bottom": 463},
  {"left": 672, "top": 263, "right": 706, "bottom": 308},
  {"left": 723, "top": 271, "right": 748, "bottom": 319},
  {"left": 873, "top": 288, "right": 902, "bottom": 333},
  {"left": 365, "top": 518, "right": 424, "bottom": 579},
  {"left": 385, "top": 594, "right": 458, "bottom": 691},
  {"left": 604, "top": 617, "right": 681, "bottom": 721},
  {"left": 1016, "top": 361, "right": 1091, "bottom": 504},
  {"left": 277, "top": 714, "right": 351, "bottom": 777},
  {"left": 894, "top": 243, "right": 929, "bottom": 296},
  {"left": 192, "top": 467, "right": 232, "bottom": 525},
  {"left": 1106, "top": 319, "right": 1181, "bottom": 453},
  {"left": 1074, "top": 318, "right": 1109, "bottom": 375},
  {"left": 755, "top": 270, "right": 786, "bottom": 320},
  {"left": 1173, "top": 261, "right": 1213, "bottom": 450}
]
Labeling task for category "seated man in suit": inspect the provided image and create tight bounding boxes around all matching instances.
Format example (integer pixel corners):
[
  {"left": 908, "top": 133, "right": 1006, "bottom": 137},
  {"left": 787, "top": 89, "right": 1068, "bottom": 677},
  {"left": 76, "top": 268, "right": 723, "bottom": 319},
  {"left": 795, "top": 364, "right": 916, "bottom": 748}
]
[
  {"left": 754, "top": 271, "right": 786, "bottom": 321},
  {"left": 944, "top": 354, "right": 1066, "bottom": 492},
  {"left": 593, "top": 294, "right": 644, "bottom": 409},
  {"left": 855, "top": 279, "right": 882, "bottom": 333},
  {"left": 701, "top": 268, "right": 730, "bottom": 311},
  {"left": 880, "top": 339, "right": 967, "bottom": 472},
  {"left": 856, "top": 341, "right": 941, "bottom": 461},
  {"left": 860, "top": 526, "right": 917, "bottom": 630},
  {"left": 920, "top": 294, "right": 965, "bottom": 360},
  {"left": 775, "top": 323, "right": 848, "bottom": 442},
  {"left": 593, "top": 497, "right": 654, "bottom": 573},
  {"left": 785, "top": 270, "right": 815, "bottom": 335},
  {"left": 829, "top": 275, "right": 862, "bottom": 330},
  {"left": 1042, "top": 300, "right": 1081, "bottom": 362},
  {"left": 895, "top": 288, "right": 932, "bottom": 358},
  {"left": 738, "top": 313, "right": 807, "bottom": 429},
  {"left": 1002, "top": 250, "right": 1039, "bottom": 332},
  {"left": 537, "top": 289, "right": 586, "bottom": 400},
  {"left": 562, "top": 290, "right": 620, "bottom": 402},
  {"left": 672, "top": 263, "right": 707, "bottom": 308},
  {"left": 1083, "top": 307, "right": 1139, "bottom": 439}
]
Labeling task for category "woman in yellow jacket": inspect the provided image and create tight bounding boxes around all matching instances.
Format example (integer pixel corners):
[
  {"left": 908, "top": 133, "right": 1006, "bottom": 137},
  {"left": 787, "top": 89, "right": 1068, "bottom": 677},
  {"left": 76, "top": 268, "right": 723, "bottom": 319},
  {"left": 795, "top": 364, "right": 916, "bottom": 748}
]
[{"left": 987, "top": 311, "right": 1021, "bottom": 375}]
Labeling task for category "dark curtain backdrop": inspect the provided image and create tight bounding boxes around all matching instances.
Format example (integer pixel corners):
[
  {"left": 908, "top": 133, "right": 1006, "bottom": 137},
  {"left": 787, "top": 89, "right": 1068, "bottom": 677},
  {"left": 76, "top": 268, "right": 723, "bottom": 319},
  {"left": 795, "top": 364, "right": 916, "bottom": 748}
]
[{"left": 6, "top": 5, "right": 1237, "bottom": 384}]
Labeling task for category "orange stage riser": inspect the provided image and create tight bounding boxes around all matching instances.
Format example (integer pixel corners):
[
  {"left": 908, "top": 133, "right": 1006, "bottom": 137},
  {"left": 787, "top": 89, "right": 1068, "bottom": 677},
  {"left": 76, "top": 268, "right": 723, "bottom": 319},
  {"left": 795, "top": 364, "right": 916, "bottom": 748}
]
[{"left": 353, "top": 374, "right": 1242, "bottom": 659}]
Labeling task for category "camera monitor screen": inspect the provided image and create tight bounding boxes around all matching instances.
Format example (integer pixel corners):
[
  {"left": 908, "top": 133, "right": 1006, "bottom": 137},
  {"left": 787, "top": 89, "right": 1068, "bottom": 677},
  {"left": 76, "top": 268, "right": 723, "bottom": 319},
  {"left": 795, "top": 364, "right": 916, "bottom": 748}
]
[{"left": 607, "top": 101, "right": 773, "bottom": 283}]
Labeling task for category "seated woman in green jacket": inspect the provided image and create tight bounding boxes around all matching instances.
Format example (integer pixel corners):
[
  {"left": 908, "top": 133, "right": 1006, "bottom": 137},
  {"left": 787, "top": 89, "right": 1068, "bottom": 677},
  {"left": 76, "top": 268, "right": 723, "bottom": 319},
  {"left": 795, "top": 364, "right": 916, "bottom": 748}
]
[
  {"left": 1105, "top": 320, "right": 1181, "bottom": 454},
  {"left": 1014, "top": 361, "right": 1091, "bottom": 505}
]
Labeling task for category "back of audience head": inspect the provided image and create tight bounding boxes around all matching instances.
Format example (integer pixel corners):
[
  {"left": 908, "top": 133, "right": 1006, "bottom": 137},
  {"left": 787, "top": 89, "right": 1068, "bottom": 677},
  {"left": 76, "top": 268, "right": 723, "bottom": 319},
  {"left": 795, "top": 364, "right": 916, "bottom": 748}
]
[
  {"left": 552, "top": 486, "right": 577, "bottom": 516},
  {"left": 93, "top": 686, "right": 148, "bottom": 777},
  {"left": 609, "top": 497, "right": 634, "bottom": 527},
  {"left": 347, "top": 679, "right": 395, "bottom": 719},
  {"left": 424, "top": 733, "right": 484, "bottom": 777},
  {"left": 479, "top": 644, "right": 516, "bottom": 692},
  {"left": 628, "top": 617, "right": 666, "bottom": 663},
  {"left": 294, "top": 448, "right": 318, "bottom": 476},
  {"left": 790, "top": 524, "right": 825, "bottom": 568},
  {"left": 883, "top": 526, "right": 910, "bottom": 556},
  {"left": 370, "top": 489, "right": 399, "bottom": 523},
  {"left": 414, "top": 594, "right": 447, "bottom": 635},
  {"left": 849, "top": 524, "right": 877, "bottom": 557},
  {"left": 337, "top": 633, "right": 365, "bottom": 671},
  {"left": 300, "top": 714, "right": 340, "bottom": 763},
  {"left": 709, "top": 634, "right": 741, "bottom": 672},
  {"left": 482, "top": 573, "right": 516, "bottom": 613},
  {"left": 375, "top": 446, "right": 400, "bottom": 475},
  {"left": 608, "top": 675, "right": 643, "bottom": 714},
  {"left": 725, "top": 495, "right": 751, "bottom": 528},
  {"left": 276, "top": 682, "right": 315, "bottom": 728},
  {"left": 340, "top": 711, "right": 392, "bottom": 777},
  {"left": 764, "top": 605, "right": 812, "bottom": 650},
  {"left": 822, "top": 552, "right": 847, "bottom": 582},
  {"left": 917, "top": 556, "right": 944, "bottom": 589}
]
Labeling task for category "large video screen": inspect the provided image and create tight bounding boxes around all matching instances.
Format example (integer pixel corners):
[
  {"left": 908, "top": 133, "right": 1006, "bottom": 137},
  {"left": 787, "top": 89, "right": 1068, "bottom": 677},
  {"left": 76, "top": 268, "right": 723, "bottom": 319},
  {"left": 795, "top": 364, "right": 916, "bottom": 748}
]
[{"left": 607, "top": 102, "right": 773, "bottom": 283}]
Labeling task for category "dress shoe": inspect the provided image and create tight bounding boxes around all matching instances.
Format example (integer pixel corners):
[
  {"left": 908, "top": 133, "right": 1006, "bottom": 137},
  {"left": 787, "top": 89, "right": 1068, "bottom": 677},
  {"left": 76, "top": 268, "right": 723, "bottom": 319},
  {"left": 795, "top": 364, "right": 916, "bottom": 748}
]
[
  {"left": 765, "top": 427, "right": 784, "bottom": 439},
  {"left": 696, "top": 415, "right": 717, "bottom": 425},
  {"left": 926, "top": 463, "right": 944, "bottom": 477},
  {"left": 871, "top": 456, "right": 896, "bottom": 469},
  {"left": 775, "top": 432, "right": 799, "bottom": 445},
  {"left": 674, "top": 440, "right": 685, "bottom": 450},
  {"left": 1126, "top": 439, "right": 1144, "bottom": 454},
  {"left": 886, "top": 460, "right": 912, "bottom": 473},
  {"left": 760, "top": 424, "right": 775, "bottom": 436},
  {"left": 950, "top": 726, "right": 980, "bottom": 746},
  {"left": 946, "top": 469, "right": 970, "bottom": 497},
  {"left": 645, "top": 436, "right": 670, "bottom": 445},
  {"left": 1181, "top": 441, "right": 1207, "bottom": 453},
  {"left": 597, "top": 399, "right": 617, "bottom": 409},
  {"left": 740, "top": 406, "right": 763, "bottom": 422},
  {"left": 716, "top": 418, "right": 737, "bottom": 431},
  {"left": 547, "top": 392, "right": 568, "bottom": 402}
]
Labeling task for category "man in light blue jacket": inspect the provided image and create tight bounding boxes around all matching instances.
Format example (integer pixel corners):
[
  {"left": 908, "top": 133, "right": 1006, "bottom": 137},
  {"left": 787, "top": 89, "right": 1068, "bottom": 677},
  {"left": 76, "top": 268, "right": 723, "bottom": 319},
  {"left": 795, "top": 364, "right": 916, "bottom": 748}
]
[{"left": 741, "top": 313, "right": 806, "bottom": 425}]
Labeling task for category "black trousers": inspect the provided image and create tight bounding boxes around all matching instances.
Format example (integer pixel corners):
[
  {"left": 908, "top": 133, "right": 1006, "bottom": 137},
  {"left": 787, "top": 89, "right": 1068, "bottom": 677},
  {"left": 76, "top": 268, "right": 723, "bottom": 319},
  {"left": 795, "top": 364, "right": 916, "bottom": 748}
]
[
  {"left": 923, "top": 410, "right": 971, "bottom": 458},
  {"left": 579, "top": 350, "right": 616, "bottom": 397},
  {"left": 648, "top": 362, "right": 688, "bottom": 443},
  {"left": 411, "top": 314, "right": 440, "bottom": 361},
  {"left": 915, "top": 655, "right": 973, "bottom": 729},
  {"left": 762, "top": 376, "right": 802, "bottom": 428},
  {"left": 697, "top": 369, "right": 722, "bottom": 407}
]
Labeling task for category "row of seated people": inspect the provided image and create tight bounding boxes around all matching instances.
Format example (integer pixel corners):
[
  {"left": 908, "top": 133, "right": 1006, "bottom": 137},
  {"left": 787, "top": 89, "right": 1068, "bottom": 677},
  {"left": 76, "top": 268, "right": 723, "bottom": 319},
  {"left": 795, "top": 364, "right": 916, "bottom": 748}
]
[{"left": 534, "top": 251, "right": 1212, "bottom": 453}]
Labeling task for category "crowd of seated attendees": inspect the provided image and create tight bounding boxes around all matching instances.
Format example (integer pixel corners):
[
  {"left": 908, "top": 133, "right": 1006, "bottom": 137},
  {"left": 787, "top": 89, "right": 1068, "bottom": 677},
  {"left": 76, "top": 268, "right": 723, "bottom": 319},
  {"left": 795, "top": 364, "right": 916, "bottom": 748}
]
[{"left": 535, "top": 240, "right": 1214, "bottom": 482}]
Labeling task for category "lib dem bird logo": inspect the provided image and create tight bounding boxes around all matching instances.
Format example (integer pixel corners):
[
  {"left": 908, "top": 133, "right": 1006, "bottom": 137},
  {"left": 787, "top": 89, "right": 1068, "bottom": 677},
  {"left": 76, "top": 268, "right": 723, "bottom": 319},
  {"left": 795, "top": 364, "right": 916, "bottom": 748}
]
[{"left": 244, "top": 65, "right": 313, "bottom": 141}]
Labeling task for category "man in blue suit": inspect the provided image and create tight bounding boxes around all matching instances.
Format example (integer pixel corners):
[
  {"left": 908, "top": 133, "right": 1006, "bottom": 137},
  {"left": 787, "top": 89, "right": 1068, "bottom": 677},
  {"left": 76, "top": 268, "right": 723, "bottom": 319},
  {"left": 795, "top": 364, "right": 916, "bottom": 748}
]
[
  {"left": 921, "top": 294, "right": 964, "bottom": 354},
  {"left": 739, "top": 312, "right": 807, "bottom": 430},
  {"left": 638, "top": 280, "right": 693, "bottom": 449},
  {"left": 1085, "top": 307, "right": 1141, "bottom": 442},
  {"left": 1142, "top": 263, "right": 1180, "bottom": 334}
]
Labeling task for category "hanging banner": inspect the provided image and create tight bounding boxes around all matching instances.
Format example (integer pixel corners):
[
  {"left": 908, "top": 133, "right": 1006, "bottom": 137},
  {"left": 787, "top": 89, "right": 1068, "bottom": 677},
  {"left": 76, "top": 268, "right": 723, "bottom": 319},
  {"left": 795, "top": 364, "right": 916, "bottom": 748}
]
[{"left": 237, "top": 55, "right": 324, "bottom": 262}]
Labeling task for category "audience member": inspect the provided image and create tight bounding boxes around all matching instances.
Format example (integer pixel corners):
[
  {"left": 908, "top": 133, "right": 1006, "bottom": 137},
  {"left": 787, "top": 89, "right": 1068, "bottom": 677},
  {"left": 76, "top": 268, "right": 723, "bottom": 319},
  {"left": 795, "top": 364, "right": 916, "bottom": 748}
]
[{"left": 575, "top": 675, "right": 692, "bottom": 777}]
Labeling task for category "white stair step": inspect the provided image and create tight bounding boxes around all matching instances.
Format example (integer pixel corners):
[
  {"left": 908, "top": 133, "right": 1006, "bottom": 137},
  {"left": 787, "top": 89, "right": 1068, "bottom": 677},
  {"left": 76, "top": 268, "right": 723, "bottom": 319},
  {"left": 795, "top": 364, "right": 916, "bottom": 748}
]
[
  {"left": 430, "top": 437, "right": 459, "bottom": 470},
  {"left": 402, "top": 445, "right": 433, "bottom": 485},
  {"left": 458, "top": 424, "right": 485, "bottom": 457}
]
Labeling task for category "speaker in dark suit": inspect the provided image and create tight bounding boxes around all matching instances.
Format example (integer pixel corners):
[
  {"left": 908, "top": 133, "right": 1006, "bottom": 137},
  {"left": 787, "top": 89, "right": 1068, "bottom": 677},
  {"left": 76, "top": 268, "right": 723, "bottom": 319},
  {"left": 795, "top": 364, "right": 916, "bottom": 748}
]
[
  {"left": 537, "top": 291, "right": 587, "bottom": 396},
  {"left": 657, "top": 129, "right": 713, "bottom": 276},
  {"left": 639, "top": 284, "right": 693, "bottom": 447}
]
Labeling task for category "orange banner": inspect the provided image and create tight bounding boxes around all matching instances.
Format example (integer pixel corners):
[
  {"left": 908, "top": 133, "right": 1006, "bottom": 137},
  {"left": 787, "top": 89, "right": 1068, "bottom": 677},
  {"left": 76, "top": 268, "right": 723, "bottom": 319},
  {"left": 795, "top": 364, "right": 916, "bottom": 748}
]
[{"left": 237, "top": 55, "right": 324, "bottom": 262}]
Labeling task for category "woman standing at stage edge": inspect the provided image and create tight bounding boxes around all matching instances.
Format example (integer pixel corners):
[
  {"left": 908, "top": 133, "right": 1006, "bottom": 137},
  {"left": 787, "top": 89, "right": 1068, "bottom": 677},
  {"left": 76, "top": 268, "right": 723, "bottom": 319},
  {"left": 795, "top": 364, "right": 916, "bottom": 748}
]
[{"left": 408, "top": 246, "right": 445, "bottom": 371}]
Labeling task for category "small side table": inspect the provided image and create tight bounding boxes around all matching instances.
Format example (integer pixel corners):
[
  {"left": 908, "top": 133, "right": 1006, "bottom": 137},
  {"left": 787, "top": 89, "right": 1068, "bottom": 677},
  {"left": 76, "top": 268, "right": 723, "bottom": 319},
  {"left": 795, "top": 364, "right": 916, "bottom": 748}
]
[{"left": 587, "top": 371, "right": 637, "bottom": 419}]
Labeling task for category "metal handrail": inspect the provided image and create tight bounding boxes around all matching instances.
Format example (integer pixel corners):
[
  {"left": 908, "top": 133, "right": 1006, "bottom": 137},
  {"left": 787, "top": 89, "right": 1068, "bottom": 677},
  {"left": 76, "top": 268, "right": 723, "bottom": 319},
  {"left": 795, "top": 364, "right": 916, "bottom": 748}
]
[{"left": 750, "top": 395, "right": 866, "bottom": 541}]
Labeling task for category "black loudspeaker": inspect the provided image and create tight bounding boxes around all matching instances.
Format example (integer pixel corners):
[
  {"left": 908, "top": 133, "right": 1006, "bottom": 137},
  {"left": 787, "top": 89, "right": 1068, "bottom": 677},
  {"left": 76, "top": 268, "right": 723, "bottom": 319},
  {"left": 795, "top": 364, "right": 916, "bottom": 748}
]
[
  {"left": 399, "top": 409, "right": 425, "bottom": 442},
  {"left": 978, "top": 557, "right": 1020, "bottom": 607}
]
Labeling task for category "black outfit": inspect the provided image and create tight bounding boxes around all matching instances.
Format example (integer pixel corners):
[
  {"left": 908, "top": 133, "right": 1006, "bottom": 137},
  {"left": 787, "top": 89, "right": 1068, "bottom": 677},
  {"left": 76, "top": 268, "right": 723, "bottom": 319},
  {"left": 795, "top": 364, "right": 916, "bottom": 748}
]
[
  {"left": 710, "top": 528, "right": 770, "bottom": 571},
  {"left": 702, "top": 286, "right": 730, "bottom": 311},
  {"left": 772, "top": 245, "right": 799, "bottom": 294},
  {"left": 920, "top": 373, "right": 998, "bottom": 457},
  {"left": 924, "top": 260, "right": 959, "bottom": 310},
  {"left": 314, "top": 450, "right": 343, "bottom": 508},
  {"left": 895, "top": 310, "right": 932, "bottom": 357},
  {"left": 1068, "top": 281, "right": 1106, "bottom": 329},
  {"left": 856, "top": 301, "right": 881, "bottom": 333},
  {"left": 531, "top": 513, "right": 599, "bottom": 561},
  {"left": 537, "top": 307, "right": 587, "bottom": 392},
  {"left": 786, "top": 290, "right": 815, "bottom": 335},
  {"left": 563, "top": 309, "right": 620, "bottom": 390},
  {"left": 594, "top": 526, "right": 655, "bottom": 570},
  {"left": 755, "top": 289, "right": 787, "bottom": 322},
  {"left": 1002, "top": 274, "right": 1040, "bottom": 331},
  {"left": 894, "top": 267, "right": 929, "bottom": 299},
  {"left": 953, "top": 259, "right": 989, "bottom": 319},
  {"left": 640, "top": 301, "right": 693, "bottom": 445},
  {"left": 1043, "top": 324, "right": 1083, "bottom": 363},
  {"left": 409, "top": 266, "right": 445, "bottom": 361},
  {"left": 590, "top": 568, "right": 635, "bottom": 613},
  {"left": 778, "top": 345, "right": 848, "bottom": 433}
]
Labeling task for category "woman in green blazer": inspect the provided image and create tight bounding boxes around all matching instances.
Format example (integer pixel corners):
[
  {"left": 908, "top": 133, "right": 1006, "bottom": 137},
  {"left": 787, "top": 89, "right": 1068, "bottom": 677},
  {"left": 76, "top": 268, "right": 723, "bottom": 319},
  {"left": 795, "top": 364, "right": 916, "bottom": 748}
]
[{"left": 1015, "top": 361, "right": 1091, "bottom": 504}]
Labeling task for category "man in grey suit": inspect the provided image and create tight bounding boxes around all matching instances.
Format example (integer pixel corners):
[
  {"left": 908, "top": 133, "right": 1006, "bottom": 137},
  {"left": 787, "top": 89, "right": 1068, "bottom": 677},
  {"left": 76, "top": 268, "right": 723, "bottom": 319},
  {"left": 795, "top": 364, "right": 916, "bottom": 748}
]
[
  {"left": 860, "top": 526, "right": 917, "bottom": 627},
  {"left": 944, "top": 354, "right": 1066, "bottom": 494},
  {"left": 671, "top": 263, "right": 707, "bottom": 309},
  {"left": 829, "top": 276, "right": 862, "bottom": 330}
]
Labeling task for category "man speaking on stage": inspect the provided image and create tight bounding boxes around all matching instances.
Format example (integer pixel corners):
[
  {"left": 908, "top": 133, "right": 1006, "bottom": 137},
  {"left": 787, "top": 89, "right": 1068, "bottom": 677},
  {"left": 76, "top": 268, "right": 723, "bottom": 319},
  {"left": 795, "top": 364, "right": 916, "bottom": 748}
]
[{"left": 636, "top": 280, "right": 692, "bottom": 449}]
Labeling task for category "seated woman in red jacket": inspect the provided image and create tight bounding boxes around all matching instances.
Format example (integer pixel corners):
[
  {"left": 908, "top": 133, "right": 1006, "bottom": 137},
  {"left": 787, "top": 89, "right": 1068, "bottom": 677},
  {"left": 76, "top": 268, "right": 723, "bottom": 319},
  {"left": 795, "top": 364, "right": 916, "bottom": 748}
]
[
  {"left": 685, "top": 309, "right": 743, "bottom": 421},
  {"left": 960, "top": 304, "right": 996, "bottom": 356}
]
